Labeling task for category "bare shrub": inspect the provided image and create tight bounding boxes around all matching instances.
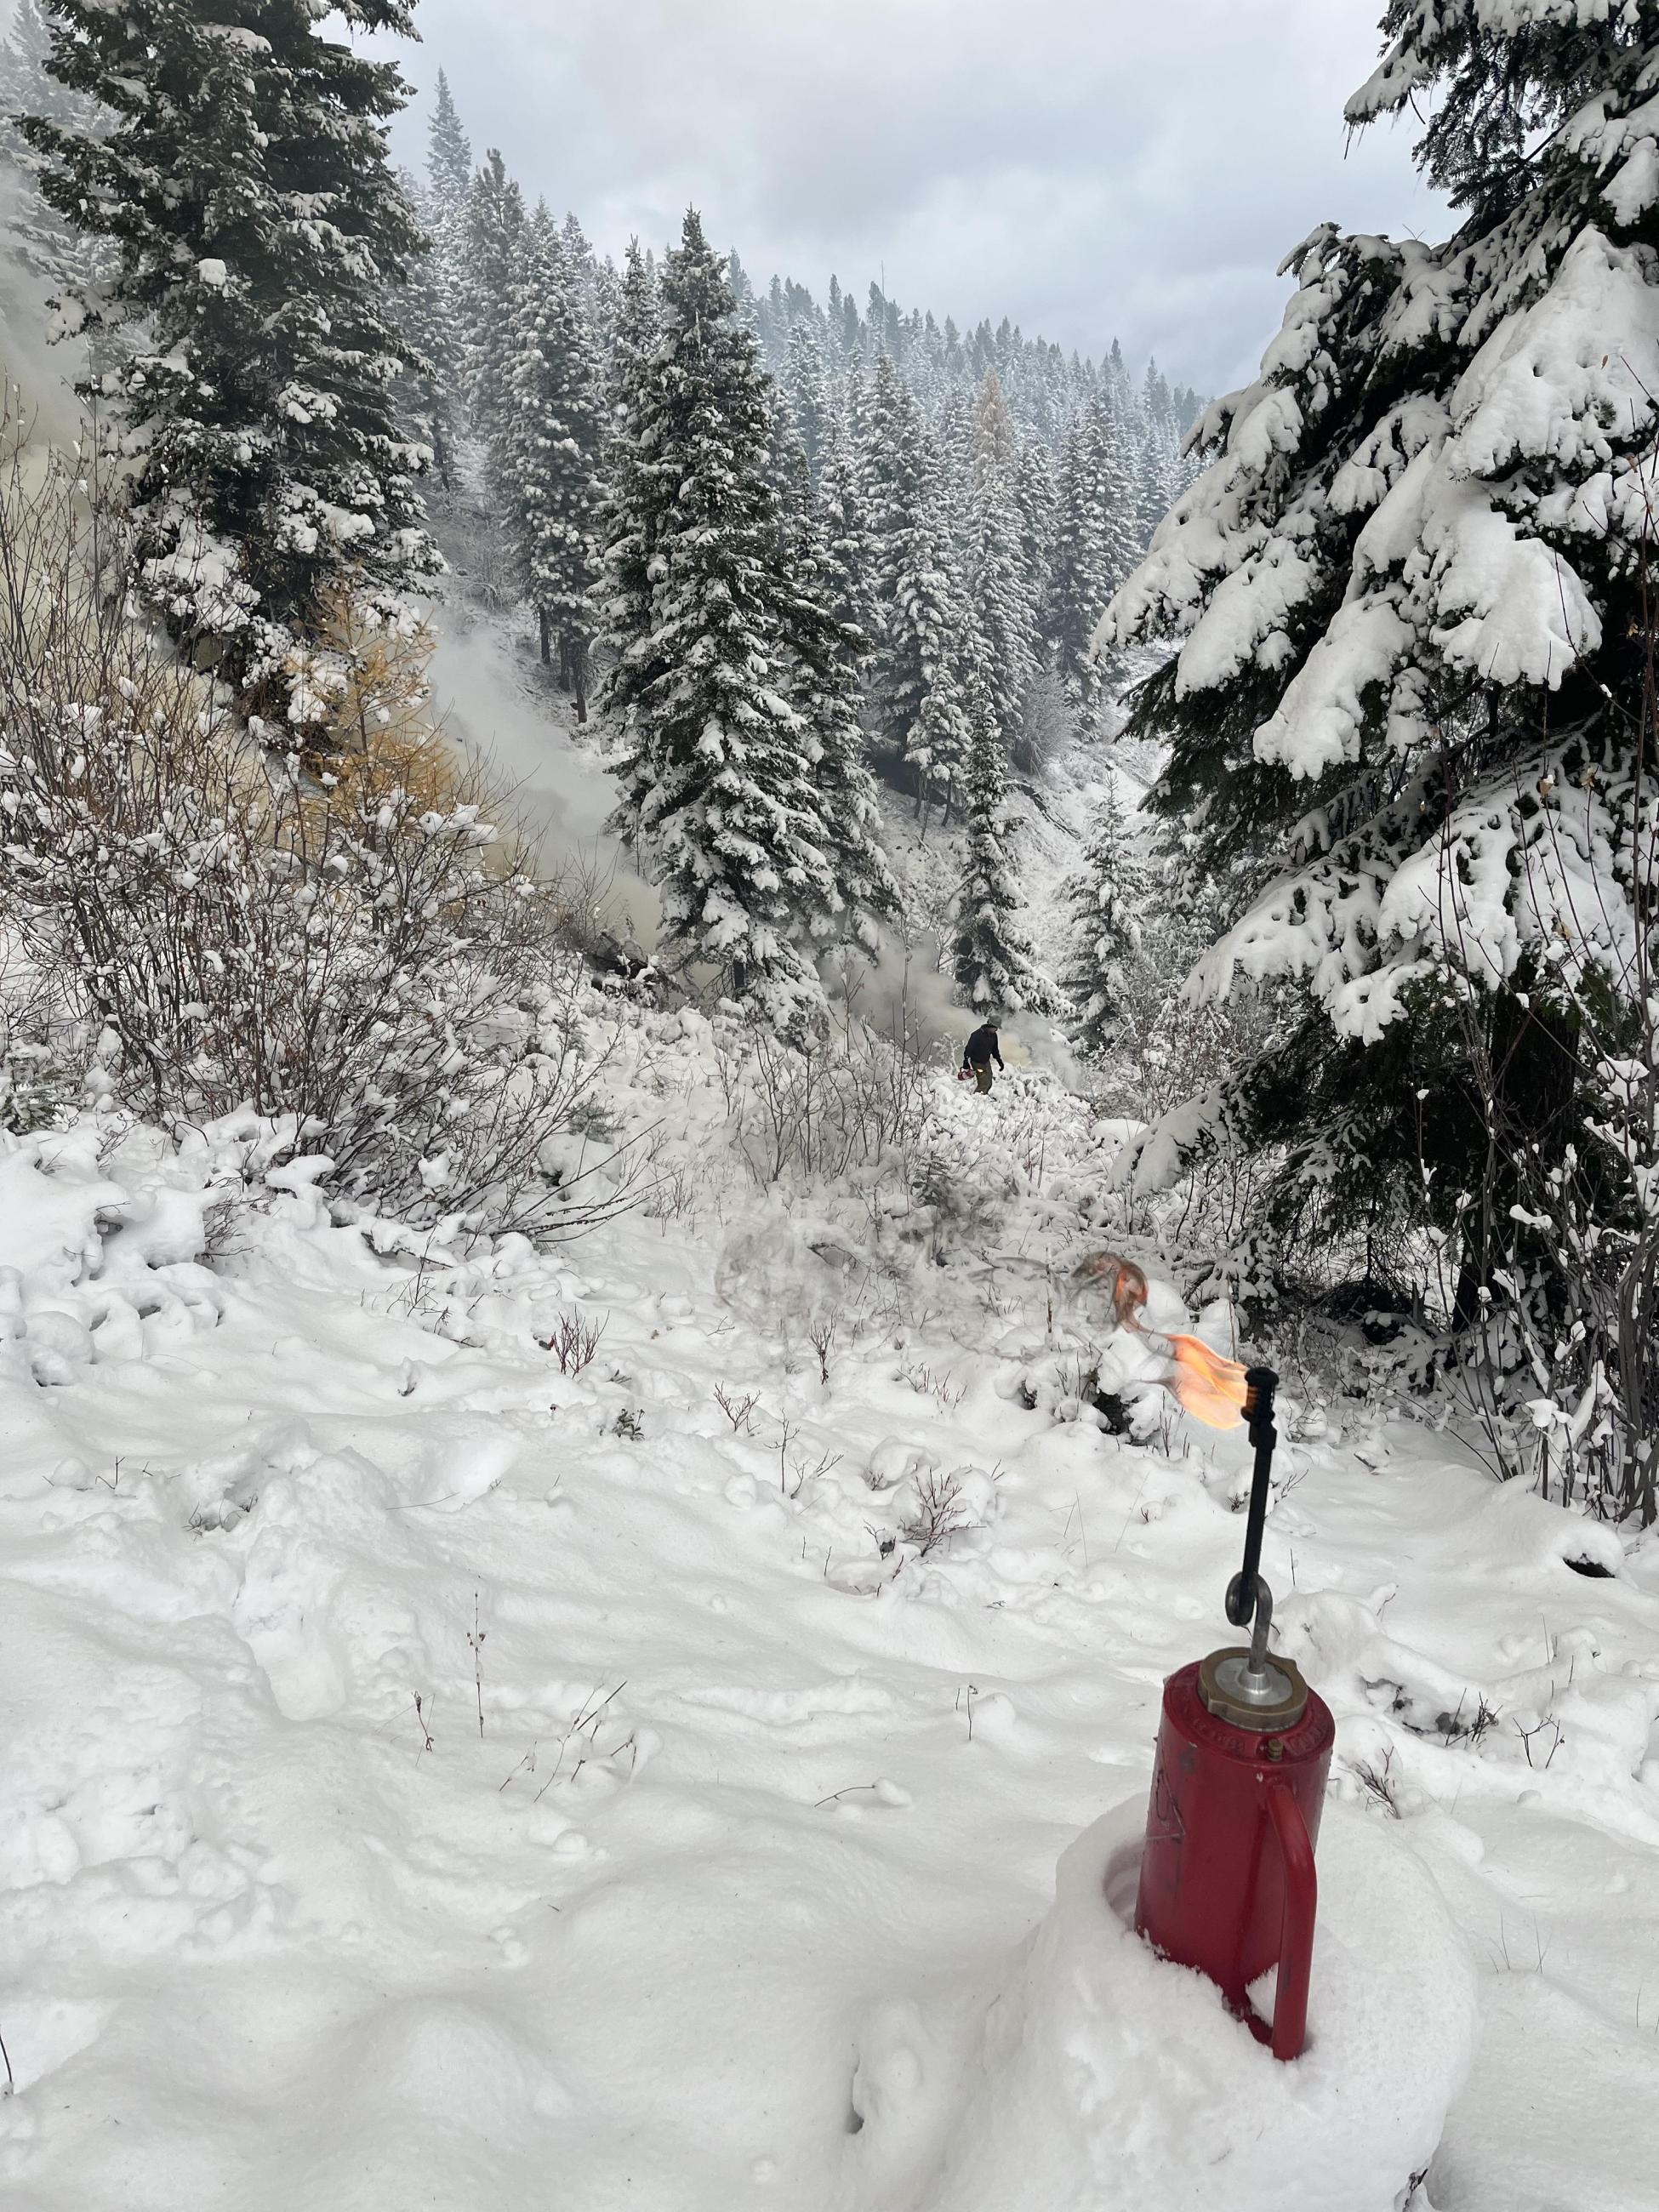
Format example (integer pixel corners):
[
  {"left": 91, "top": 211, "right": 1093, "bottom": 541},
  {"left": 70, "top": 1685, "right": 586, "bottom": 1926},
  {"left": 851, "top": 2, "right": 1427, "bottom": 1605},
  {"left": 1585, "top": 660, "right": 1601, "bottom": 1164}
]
[
  {"left": 1351, "top": 1748, "right": 1401, "bottom": 1817},
  {"left": 713, "top": 1382, "right": 761, "bottom": 1434},
  {"left": 724, "top": 989, "right": 933, "bottom": 1189},
  {"left": 897, "top": 1358, "right": 966, "bottom": 1413},
  {"left": 808, "top": 1314, "right": 836, "bottom": 1385},
  {"left": 539, "top": 1308, "right": 609, "bottom": 1374},
  {"left": 0, "top": 408, "right": 652, "bottom": 1239},
  {"left": 900, "top": 1467, "right": 972, "bottom": 1555}
]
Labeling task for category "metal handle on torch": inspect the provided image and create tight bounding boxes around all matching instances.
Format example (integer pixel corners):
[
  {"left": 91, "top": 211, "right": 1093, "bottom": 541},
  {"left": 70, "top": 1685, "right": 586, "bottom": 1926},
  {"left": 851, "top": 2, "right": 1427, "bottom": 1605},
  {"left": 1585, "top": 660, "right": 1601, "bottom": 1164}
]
[{"left": 1225, "top": 1366, "right": 1280, "bottom": 1633}]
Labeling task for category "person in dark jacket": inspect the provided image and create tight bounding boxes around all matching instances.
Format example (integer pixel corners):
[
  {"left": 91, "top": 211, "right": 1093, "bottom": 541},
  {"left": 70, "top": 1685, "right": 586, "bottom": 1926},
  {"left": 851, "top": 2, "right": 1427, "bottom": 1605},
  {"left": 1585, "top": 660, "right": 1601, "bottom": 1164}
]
[{"left": 962, "top": 1018, "right": 1003, "bottom": 1094}]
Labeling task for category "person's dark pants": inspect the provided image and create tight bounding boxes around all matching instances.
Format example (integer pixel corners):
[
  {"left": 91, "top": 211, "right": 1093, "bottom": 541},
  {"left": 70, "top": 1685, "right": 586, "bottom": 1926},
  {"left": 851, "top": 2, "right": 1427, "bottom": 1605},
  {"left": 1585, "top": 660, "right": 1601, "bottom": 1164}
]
[{"left": 973, "top": 1063, "right": 994, "bottom": 1094}]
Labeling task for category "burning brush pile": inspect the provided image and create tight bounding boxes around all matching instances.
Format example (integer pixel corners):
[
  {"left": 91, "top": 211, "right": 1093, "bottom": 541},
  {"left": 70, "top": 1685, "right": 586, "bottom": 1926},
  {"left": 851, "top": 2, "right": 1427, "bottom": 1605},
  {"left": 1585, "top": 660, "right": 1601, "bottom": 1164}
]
[{"left": 1069, "top": 1254, "right": 1251, "bottom": 1435}]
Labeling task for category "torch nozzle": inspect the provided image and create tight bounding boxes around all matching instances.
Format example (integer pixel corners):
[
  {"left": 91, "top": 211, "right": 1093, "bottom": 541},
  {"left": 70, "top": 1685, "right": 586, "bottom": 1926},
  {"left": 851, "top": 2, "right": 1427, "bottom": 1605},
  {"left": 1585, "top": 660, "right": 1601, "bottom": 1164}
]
[{"left": 1227, "top": 1367, "right": 1280, "bottom": 1633}]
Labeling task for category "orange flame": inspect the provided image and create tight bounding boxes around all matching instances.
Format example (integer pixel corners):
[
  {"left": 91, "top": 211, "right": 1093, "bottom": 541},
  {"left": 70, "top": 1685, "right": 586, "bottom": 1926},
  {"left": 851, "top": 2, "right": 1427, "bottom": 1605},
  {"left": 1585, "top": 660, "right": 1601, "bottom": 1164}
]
[
  {"left": 1076, "top": 1252, "right": 1248, "bottom": 1428},
  {"left": 1164, "top": 1332, "right": 1249, "bottom": 1430}
]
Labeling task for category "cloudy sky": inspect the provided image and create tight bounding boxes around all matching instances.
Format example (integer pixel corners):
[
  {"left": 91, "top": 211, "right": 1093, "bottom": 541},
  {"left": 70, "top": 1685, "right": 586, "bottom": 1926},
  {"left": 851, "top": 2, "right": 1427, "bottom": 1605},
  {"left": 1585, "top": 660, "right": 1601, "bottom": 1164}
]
[{"left": 391, "top": 0, "right": 1444, "bottom": 397}]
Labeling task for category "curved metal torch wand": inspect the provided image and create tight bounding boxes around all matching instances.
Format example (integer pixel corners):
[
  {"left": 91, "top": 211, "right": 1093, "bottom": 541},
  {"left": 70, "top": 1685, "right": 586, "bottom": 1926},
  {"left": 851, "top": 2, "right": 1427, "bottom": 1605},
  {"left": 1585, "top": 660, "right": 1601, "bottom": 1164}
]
[{"left": 1225, "top": 1367, "right": 1280, "bottom": 1682}]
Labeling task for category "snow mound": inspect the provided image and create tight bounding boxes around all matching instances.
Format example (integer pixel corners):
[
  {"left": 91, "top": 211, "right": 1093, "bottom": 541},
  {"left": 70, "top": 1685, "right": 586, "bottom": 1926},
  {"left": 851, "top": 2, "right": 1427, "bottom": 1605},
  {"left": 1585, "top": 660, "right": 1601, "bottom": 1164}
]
[{"left": 847, "top": 1799, "right": 1476, "bottom": 2212}]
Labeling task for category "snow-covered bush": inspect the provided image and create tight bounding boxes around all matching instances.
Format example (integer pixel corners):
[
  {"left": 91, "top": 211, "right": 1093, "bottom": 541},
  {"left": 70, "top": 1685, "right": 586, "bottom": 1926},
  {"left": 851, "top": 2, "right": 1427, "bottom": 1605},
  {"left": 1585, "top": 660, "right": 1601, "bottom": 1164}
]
[
  {"left": 718, "top": 1000, "right": 935, "bottom": 1189},
  {"left": 1099, "top": 3, "right": 1659, "bottom": 1518},
  {"left": 0, "top": 420, "right": 648, "bottom": 1240}
]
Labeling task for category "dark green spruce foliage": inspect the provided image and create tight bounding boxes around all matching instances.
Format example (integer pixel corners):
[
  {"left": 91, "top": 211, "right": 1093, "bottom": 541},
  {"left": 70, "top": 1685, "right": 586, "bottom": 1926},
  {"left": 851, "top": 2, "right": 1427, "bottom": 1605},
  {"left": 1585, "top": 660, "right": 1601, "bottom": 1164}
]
[
  {"left": 23, "top": 0, "right": 440, "bottom": 708},
  {"left": 951, "top": 633, "right": 1049, "bottom": 1014},
  {"left": 503, "top": 225, "right": 606, "bottom": 713},
  {"left": 462, "top": 149, "right": 526, "bottom": 497},
  {"left": 965, "top": 370, "right": 1038, "bottom": 758},
  {"left": 1108, "top": 1, "right": 1659, "bottom": 1266},
  {"left": 1044, "top": 396, "right": 1137, "bottom": 714},
  {"left": 1060, "top": 779, "right": 1143, "bottom": 1056},
  {"left": 396, "top": 67, "right": 473, "bottom": 486},
  {"left": 601, "top": 212, "right": 847, "bottom": 1035},
  {"left": 768, "top": 412, "right": 903, "bottom": 955},
  {"left": 863, "top": 353, "right": 969, "bottom": 804}
]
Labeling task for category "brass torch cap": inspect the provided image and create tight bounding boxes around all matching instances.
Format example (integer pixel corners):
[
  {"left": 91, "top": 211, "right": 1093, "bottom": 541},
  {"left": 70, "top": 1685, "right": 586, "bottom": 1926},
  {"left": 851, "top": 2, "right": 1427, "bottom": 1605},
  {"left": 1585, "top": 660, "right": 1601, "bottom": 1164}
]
[{"left": 1198, "top": 1645, "right": 1311, "bottom": 1731}]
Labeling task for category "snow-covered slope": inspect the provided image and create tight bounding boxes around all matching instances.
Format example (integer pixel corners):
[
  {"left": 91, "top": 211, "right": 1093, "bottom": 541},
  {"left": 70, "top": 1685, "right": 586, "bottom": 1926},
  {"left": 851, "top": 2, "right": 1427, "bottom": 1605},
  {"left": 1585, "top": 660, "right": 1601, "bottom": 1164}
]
[{"left": 0, "top": 1017, "right": 1655, "bottom": 2212}]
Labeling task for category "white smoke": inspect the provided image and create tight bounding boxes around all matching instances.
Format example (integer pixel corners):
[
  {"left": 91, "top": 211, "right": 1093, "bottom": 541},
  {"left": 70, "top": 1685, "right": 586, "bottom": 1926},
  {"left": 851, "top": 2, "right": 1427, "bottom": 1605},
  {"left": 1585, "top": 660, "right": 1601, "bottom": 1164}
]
[
  {"left": 422, "top": 602, "right": 663, "bottom": 951},
  {"left": 0, "top": 184, "right": 95, "bottom": 454}
]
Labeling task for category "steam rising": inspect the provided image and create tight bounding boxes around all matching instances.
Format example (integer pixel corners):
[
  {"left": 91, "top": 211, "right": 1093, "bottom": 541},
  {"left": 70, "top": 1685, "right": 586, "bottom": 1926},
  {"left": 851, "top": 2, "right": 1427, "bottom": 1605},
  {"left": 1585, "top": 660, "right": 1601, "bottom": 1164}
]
[{"left": 423, "top": 606, "right": 663, "bottom": 952}]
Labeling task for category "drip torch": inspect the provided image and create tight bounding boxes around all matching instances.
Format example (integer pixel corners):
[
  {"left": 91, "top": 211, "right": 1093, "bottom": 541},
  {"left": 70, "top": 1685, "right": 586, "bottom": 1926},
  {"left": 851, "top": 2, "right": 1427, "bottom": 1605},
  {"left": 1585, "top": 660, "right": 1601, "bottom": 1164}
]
[{"left": 1132, "top": 1366, "right": 1335, "bottom": 2060}]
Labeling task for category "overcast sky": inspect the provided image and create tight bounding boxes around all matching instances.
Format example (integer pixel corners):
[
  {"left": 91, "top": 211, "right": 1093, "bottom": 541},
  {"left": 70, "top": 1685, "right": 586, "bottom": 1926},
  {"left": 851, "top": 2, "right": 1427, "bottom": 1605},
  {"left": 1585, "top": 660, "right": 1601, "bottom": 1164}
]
[{"left": 390, "top": 0, "right": 1444, "bottom": 398}]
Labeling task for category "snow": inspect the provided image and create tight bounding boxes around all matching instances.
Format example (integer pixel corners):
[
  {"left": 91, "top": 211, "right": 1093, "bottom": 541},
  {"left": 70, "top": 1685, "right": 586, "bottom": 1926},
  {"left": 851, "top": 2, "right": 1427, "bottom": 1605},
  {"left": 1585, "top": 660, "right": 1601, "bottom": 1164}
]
[
  {"left": 0, "top": 1051, "right": 1655, "bottom": 2210},
  {"left": 847, "top": 1799, "right": 1475, "bottom": 2212}
]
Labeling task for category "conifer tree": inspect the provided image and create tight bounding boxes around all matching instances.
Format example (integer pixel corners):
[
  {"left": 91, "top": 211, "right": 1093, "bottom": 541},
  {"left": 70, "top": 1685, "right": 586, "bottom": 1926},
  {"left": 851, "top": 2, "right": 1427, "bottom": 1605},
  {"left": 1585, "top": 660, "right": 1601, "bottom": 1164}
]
[
  {"left": 1013, "top": 435, "right": 1055, "bottom": 620},
  {"left": 389, "top": 170, "right": 453, "bottom": 491},
  {"left": 906, "top": 607, "right": 972, "bottom": 827},
  {"left": 601, "top": 211, "right": 840, "bottom": 1035},
  {"left": 1060, "top": 779, "right": 1143, "bottom": 1056},
  {"left": 966, "top": 370, "right": 1038, "bottom": 758},
  {"left": 951, "top": 632, "right": 1049, "bottom": 1012},
  {"left": 812, "top": 408, "right": 877, "bottom": 648},
  {"left": 784, "top": 316, "right": 829, "bottom": 483},
  {"left": 462, "top": 149, "right": 525, "bottom": 481},
  {"left": 427, "top": 69, "right": 471, "bottom": 208},
  {"left": 767, "top": 412, "right": 902, "bottom": 952},
  {"left": 23, "top": 0, "right": 441, "bottom": 715},
  {"left": 863, "top": 354, "right": 970, "bottom": 801},
  {"left": 1103, "top": 0, "right": 1659, "bottom": 1314},
  {"left": 1132, "top": 425, "right": 1172, "bottom": 555},
  {"left": 412, "top": 69, "right": 472, "bottom": 477},
  {"left": 504, "top": 226, "right": 605, "bottom": 712},
  {"left": 597, "top": 240, "right": 659, "bottom": 670},
  {"left": 0, "top": 0, "right": 110, "bottom": 320},
  {"left": 1044, "top": 406, "right": 1112, "bottom": 717},
  {"left": 1094, "top": 401, "right": 1140, "bottom": 594}
]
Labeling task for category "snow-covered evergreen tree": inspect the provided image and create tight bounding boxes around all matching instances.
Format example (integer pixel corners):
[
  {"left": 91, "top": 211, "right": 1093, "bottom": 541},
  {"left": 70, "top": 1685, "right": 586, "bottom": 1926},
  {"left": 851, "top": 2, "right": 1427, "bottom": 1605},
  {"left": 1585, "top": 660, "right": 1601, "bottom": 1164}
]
[
  {"left": 1012, "top": 434, "right": 1056, "bottom": 633},
  {"left": 1093, "top": 401, "right": 1140, "bottom": 596},
  {"left": 951, "top": 633, "right": 1049, "bottom": 1012},
  {"left": 1060, "top": 779, "right": 1143, "bottom": 1056},
  {"left": 596, "top": 240, "right": 659, "bottom": 686},
  {"left": 812, "top": 407, "right": 877, "bottom": 649},
  {"left": 601, "top": 211, "right": 841, "bottom": 1035},
  {"left": 390, "top": 172, "right": 454, "bottom": 493},
  {"left": 906, "top": 607, "right": 972, "bottom": 826},
  {"left": 864, "top": 354, "right": 970, "bottom": 803},
  {"left": 22, "top": 0, "right": 441, "bottom": 715},
  {"left": 0, "top": 0, "right": 111, "bottom": 321},
  {"left": 784, "top": 316, "right": 829, "bottom": 484},
  {"left": 1102, "top": 0, "right": 1659, "bottom": 1277},
  {"left": 767, "top": 413, "right": 903, "bottom": 952},
  {"left": 1044, "top": 405, "right": 1115, "bottom": 717},
  {"left": 461, "top": 149, "right": 526, "bottom": 485},
  {"left": 503, "top": 226, "right": 605, "bottom": 711},
  {"left": 427, "top": 69, "right": 471, "bottom": 208},
  {"left": 408, "top": 69, "right": 473, "bottom": 483},
  {"left": 1132, "top": 425, "right": 1173, "bottom": 556},
  {"left": 966, "top": 370, "right": 1039, "bottom": 758}
]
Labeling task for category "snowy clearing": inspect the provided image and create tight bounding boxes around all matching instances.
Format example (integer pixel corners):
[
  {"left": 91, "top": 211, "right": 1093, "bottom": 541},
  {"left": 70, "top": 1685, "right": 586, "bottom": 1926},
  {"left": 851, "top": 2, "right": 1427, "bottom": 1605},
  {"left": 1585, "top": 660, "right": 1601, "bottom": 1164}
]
[{"left": 1, "top": 1049, "right": 1654, "bottom": 2212}]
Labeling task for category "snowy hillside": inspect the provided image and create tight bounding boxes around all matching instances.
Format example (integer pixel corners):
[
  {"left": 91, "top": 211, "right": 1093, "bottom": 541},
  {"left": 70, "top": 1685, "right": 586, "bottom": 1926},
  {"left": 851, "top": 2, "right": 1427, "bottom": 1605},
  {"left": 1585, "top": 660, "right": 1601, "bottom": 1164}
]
[
  {"left": 3, "top": 5, "right": 1658, "bottom": 2208},
  {"left": 1, "top": 1012, "right": 1655, "bottom": 2212}
]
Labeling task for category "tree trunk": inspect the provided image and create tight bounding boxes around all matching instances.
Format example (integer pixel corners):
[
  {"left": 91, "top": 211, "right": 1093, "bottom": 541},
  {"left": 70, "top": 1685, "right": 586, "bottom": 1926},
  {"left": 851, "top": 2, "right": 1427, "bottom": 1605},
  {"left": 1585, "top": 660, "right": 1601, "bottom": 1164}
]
[
  {"left": 1454, "top": 985, "right": 1581, "bottom": 1330},
  {"left": 539, "top": 607, "right": 551, "bottom": 665},
  {"left": 571, "top": 636, "right": 589, "bottom": 726}
]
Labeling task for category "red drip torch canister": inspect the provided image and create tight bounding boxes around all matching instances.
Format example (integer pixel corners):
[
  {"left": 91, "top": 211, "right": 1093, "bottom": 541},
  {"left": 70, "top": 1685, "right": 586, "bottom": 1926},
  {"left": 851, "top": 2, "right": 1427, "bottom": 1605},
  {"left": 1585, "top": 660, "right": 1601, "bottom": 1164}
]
[{"left": 1133, "top": 1366, "right": 1336, "bottom": 2061}]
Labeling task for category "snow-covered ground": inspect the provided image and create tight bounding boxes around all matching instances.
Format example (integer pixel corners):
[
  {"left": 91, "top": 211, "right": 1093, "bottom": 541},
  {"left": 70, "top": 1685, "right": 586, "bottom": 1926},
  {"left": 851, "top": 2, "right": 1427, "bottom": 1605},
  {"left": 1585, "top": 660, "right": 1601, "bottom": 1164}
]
[{"left": 0, "top": 1024, "right": 1656, "bottom": 2212}]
